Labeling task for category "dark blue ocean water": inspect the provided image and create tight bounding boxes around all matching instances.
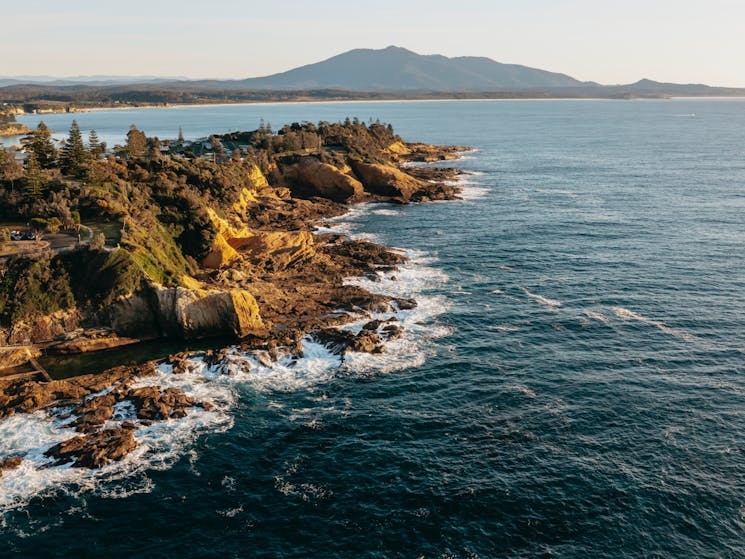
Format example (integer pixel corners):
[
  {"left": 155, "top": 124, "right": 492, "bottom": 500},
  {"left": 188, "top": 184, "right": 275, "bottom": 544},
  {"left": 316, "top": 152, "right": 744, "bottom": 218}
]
[{"left": 4, "top": 99, "right": 745, "bottom": 557}]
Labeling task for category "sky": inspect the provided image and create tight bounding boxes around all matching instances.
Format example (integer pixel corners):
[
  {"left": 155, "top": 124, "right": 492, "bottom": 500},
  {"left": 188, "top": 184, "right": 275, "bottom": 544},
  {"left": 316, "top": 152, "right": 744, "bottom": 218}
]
[{"left": 5, "top": 0, "right": 745, "bottom": 86}]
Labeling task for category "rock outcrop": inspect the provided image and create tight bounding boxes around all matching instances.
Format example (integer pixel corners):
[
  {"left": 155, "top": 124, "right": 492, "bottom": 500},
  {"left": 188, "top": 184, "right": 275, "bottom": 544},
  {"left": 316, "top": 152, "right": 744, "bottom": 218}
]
[
  {"left": 45, "top": 427, "right": 138, "bottom": 469},
  {"left": 285, "top": 157, "right": 365, "bottom": 202},
  {"left": 387, "top": 141, "right": 468, "bottom": 162},
  {"left": 109, "top": 283, "right": 265, "bottom": 340},
  {"left": 7, "top": 309, "right": 81, "bottom": 345},
  {"left": 1, "top": 362, "right": 212, "bottom": 469},
  {"left": 351, "top": 161, "right": 430, "bottom": 201},
  {"left": 151, "top": 285, "right": 265, "bottom": 339}
]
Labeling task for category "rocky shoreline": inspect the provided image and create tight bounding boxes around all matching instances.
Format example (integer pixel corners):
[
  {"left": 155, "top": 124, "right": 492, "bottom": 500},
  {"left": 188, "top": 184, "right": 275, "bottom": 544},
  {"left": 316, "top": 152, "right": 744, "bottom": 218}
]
[{"left": 0, "top": 136, "right": 469, "bottom": 474}]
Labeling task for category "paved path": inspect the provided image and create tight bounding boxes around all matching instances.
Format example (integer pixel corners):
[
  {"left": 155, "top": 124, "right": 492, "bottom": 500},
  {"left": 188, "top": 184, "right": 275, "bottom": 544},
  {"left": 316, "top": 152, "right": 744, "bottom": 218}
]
[{"left": 0, "top": 224, "right": 94, "bottom": 262}]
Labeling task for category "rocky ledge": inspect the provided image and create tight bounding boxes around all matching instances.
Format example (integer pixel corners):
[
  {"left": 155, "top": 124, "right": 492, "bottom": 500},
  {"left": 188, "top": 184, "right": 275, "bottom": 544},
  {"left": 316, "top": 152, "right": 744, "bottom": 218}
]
[{"left": 0, "top": 361, "right": 215, "bottom": 469}]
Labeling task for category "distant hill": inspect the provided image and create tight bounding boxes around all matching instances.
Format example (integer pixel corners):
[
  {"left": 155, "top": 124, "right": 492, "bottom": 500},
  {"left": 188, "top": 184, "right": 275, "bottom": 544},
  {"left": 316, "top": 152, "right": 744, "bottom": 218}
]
[
  {"left": 2, "top": 47, "right": 745, "bottom": 110},
  {"left": 225, "top": 46, "right": 586, "bottom": 92},
  {"left": 0, "top": 76, "right": 189, "bottom": 87}
]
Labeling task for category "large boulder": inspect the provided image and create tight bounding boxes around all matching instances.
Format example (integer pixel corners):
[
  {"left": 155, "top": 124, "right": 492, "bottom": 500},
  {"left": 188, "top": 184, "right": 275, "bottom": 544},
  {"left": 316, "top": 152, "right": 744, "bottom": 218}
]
[
  {"left": 286, "top": 158, "right": 365, "bottom": 202},
  {"left": 111, "top": 283, "right": 265, "bottom": 340},
  {"left": 152, "top": 285, "right": 265, "bottom": 339},
  {"left": 109, "top": 291, "right": 160, "bottom": 339},
  {"left": 351, "top": 161, "right": 429, "bottom": 201}
]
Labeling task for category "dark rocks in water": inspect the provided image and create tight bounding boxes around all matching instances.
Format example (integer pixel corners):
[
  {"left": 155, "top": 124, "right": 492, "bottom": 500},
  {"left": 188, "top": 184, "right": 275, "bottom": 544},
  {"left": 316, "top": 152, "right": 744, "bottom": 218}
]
[
  {"left": 312, "top": 327, "right": 385, "bottom": 354},
  {"left": 348, "top": 330, "right": 385, "bottom": 354},
  {"left": 0, "top": 364, "right": 149, "bottom": 420},
  {"left": 405, "top": 166, "right": 463, "bottom": 182},
  {"left": 71, "top": 393, "right": 117, "bottom": 433},
  {"left": 126, "top": 386, "right": 196, "bottom": 421},
  {"left": 312, "top": 328, "right": 357, "bottom": 355},
  {"left": 202, "top": 348, "right": 231, "bottom": 368},
  {"left": 45, "top": 427, "right": 138, "bottom": 469},
  {"left": 382, "top": 324, "right": 403, "bottom": 340},
  {"left": 166, "top": 352, "right": 192, "bottom": 374},
  {"left": 395, "top": 298, "right": 418, "bottom": 310},
  {"left": 362, "top": 318, "right": 398, "bottom": 331},
  {"left": 0, "top": 456, "right": 23, "bottom": 477},
  {"left": 0, "top": 361, "right": 211, "bottom": 470}
]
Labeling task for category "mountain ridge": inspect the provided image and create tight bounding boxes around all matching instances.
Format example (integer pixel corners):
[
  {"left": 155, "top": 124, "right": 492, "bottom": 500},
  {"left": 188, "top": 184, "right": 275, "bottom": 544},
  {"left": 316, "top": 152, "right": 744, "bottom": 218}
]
[{"left": 2, "top": 47, "right": 745, "bottom": 109}]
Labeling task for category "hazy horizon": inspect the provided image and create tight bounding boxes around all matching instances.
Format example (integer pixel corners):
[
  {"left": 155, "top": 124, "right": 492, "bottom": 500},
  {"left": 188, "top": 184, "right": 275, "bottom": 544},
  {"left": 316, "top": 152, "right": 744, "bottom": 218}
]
[{"left": 5, "top": 0, "right": 745, "bottom": 87}]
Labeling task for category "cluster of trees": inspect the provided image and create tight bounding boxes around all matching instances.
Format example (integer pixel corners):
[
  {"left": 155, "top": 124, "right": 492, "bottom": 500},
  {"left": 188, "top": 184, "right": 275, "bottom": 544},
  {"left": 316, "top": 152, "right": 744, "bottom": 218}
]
[
  {"left": 21, "top": 120, "right": 107, "bottom": 179},
  {"left": 0, "top": 117, "right": 404, "bottom": 269}
]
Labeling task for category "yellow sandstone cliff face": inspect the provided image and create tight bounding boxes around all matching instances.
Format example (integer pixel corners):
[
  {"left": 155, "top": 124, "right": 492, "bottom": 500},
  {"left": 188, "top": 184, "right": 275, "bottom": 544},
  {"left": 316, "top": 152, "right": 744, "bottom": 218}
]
[
  {"left": 385, "top": 141, "right": 413, "bottom": 159},
  {"left": 236, "top": 230, "right": 316, "bottom": 271},
  {"left": 247, "top": 164, "right": 270, "bottom": 189},
  {"left": 111, "top": 284, "right": 265, "bottom": 340},
  {"left": 153, "top": 285, "right": 265, "bottom": 338},
  {"left": 351, "top": 161, "right": 429, "bottom": 201},
  {"left": 201, "top": 207, "right": 253, "bottom": 269},
  {"left": 285, "top": 157, "right": 365, "bottom": 202},
  {"left": 202, "top": 165, "right": 290, "bottom": 269}
]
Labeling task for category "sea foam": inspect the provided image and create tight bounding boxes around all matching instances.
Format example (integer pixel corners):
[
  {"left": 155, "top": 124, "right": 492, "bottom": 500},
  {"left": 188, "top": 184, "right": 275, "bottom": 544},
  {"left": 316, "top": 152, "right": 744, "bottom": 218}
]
[{"left": 611, "top": 306, "right": 698, "bottom": 342}]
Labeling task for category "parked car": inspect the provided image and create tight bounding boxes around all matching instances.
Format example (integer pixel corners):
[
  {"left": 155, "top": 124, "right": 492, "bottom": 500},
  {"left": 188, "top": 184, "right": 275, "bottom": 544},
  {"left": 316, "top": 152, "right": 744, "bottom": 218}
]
[{"left": 9, "top": 230, "right": 35, "bottom": 241}]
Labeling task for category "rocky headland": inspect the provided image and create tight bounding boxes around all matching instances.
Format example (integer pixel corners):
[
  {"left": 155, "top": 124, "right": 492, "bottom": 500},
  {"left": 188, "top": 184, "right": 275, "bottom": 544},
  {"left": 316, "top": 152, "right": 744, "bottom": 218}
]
[{"left": 0, "top": 119, "right": 468, "bottom": 471}]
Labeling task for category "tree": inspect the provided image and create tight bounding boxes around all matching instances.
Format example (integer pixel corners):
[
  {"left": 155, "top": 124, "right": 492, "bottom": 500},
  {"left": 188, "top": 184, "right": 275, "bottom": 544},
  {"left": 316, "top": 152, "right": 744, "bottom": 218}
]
[
  {"left": 60, "top": 120, "right": 89, "bottom": 177},
  {"left": 0, "top": 147, "right": 23, "bottom": 191},
  {"left": 91, "top": 232, "right": 106, "bottom": 250},
  {"left": 126, "top": 125, "right": 147, "bottom": 160},
  {"left": 70, "top": 210, "right": 81, "bottom": 230},
  {"left": 23, "top": 151, "right": 45, "bottom": 200},
  {"left": 21, "top": 121, "right": 57, "bottom": 169},
  {"left": 29, "top": 217, "right": 49, "bottom": 239},
  {"left": 88, "top": 129, "right": 106, "bottom": 159}
]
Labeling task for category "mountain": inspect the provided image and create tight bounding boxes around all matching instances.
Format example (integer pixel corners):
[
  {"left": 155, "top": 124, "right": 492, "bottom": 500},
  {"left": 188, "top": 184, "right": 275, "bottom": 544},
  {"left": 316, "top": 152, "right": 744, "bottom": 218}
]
[
  {"left": 3, "top": 48, "right": 745, "bottom": 110},
  {"left": 227, "top": 46, "right": 587, "bottom": 92}
]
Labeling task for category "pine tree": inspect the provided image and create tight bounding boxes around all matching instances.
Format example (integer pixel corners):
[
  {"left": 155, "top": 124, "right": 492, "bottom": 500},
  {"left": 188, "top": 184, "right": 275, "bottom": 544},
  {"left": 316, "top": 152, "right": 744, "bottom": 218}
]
[
  {"left": 21, "top": 121, "right": 57, "bottom": 169},
  {"left": 0, "top": 147, "right": 23, "bottom": 191},
  {"left": 60, "top": 120, "right": 89, "bottom": 177},
  {"left": 88, "top": 129, "right": 105, "bottom": 159},
  {"left": 126, "top": 125, "right": 147, "bottom": 160},
  {"left": 146, "top": 137, "right": 162, "bottom": 161},
  {"left": 24, "top": 152, "right": 44, "bottom": 200}
]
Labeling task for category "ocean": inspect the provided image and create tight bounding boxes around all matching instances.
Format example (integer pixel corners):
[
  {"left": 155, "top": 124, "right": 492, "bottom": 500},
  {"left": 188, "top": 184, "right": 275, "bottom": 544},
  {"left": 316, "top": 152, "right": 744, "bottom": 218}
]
[{"left": 3, "top": 99, "right": 745, "bottom": 557}]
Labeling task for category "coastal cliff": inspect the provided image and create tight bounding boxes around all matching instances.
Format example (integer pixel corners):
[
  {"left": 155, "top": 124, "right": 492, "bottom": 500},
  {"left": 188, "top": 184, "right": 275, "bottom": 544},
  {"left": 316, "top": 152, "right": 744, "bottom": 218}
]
[{"left": 0, "top": 119, "right": 468, "bottom": 468}]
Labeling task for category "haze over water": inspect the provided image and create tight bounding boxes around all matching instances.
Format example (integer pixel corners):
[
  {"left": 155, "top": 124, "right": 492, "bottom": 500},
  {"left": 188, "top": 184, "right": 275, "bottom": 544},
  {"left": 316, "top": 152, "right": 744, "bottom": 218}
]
[{"left": 5, "top": 99, "right": 745, "bottom": 557}]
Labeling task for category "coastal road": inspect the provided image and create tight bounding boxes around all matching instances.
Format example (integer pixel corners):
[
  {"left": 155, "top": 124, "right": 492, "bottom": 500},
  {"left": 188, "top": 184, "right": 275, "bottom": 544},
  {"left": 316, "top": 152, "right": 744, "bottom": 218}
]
[{"left": 0, "top": 225, "right": 94, "bottom": 263}]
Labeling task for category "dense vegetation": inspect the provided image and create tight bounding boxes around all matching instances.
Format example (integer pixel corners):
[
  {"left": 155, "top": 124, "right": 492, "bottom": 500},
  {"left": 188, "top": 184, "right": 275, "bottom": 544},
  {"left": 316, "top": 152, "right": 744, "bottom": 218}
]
[{"left": 0, "top": 118, "right": 403, "bottom": 328}]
